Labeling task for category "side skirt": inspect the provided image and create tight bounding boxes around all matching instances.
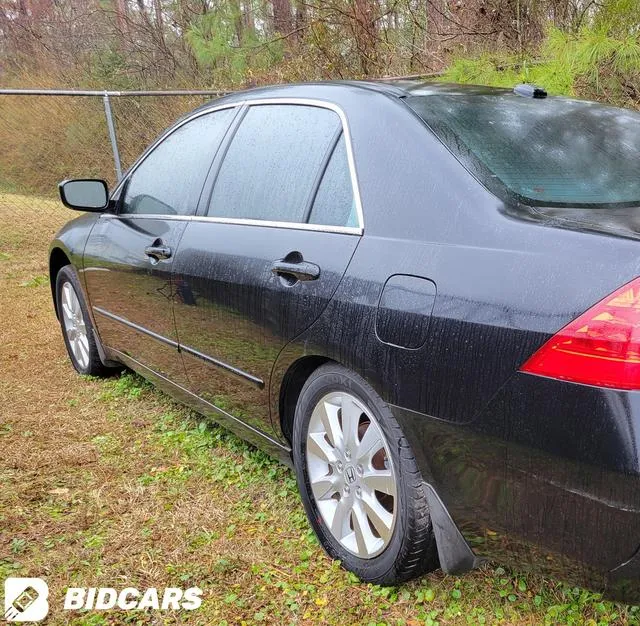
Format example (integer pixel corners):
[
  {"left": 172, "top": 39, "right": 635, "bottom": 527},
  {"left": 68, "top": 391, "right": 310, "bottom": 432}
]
[{"left": 107, "top": 347, "right": 294, "bottom": 468}]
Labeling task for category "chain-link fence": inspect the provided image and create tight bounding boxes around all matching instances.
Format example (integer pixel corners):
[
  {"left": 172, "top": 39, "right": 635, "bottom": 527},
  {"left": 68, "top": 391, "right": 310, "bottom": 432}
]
[{"left": 0, "top": 89, "right": 229, "bottom": 237}]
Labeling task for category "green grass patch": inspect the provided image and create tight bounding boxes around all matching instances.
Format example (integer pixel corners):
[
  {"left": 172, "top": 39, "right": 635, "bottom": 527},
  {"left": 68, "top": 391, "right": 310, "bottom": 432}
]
[
  {"left": 441, "top": 26, "right": 640, "bottom": 108},
  {"left": 19, "top": 274, "right": 48, "bottom": 288}
]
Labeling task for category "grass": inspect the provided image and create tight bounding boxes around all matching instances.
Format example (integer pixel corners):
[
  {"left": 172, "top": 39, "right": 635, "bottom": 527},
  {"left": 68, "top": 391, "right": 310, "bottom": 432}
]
[
  {"left": 1, "top": 193, "right": 639, "bottom": 624},
  {"left": 439, "top": 28, "right": 640, "bottom": 110}
]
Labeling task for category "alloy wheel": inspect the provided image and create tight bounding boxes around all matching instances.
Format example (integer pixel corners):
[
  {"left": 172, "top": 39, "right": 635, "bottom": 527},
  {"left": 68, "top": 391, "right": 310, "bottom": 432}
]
[
  {"left": 60, "top": 281, "right": 90, "bottom": 370},
  {"left": 306, "top": 391, "right": 397, "bottom": 558}
]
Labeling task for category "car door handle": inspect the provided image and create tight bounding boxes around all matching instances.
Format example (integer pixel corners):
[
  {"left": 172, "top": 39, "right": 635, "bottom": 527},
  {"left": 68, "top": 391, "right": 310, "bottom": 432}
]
[
  {"left": 271, "top": 259, "right": 320, "bottom": 282},
  {"left": 144, "top": 244, "right": 172, "bottom": 261}
]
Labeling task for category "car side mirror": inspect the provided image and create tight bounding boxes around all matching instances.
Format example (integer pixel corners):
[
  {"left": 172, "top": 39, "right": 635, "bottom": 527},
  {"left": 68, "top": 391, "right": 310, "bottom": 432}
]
[{"left": 59, "top": 179, "right": 109, "bottom": 212}]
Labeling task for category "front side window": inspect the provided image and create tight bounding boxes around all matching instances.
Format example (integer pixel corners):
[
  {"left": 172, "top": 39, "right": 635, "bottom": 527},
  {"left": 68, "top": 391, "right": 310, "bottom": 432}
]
[
  {"left": 120, "top": 107, "right": 235, "bottom": 216},
  {"left": 208, "top": 104, "right": 349, "bottom": 224}
]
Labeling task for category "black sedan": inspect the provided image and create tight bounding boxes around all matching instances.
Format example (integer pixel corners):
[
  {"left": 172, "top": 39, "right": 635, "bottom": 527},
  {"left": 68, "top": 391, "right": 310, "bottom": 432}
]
[{"left": 50, "top": 80, "right": 640, "bottom": 601}]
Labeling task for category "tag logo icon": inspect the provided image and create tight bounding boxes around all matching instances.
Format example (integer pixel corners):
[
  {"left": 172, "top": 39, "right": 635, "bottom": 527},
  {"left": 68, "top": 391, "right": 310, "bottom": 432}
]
[{"left": 4, "top": 578, "right": 49, "bottom": 622}]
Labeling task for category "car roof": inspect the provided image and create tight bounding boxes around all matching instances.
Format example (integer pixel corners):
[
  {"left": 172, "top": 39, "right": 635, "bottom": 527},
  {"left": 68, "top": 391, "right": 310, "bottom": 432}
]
[
  {"left": 373, "top": 80, "right": 514, "bottom": 96},
  {"left": 193, "top": 79, "right": 514, "bottom": 112}
]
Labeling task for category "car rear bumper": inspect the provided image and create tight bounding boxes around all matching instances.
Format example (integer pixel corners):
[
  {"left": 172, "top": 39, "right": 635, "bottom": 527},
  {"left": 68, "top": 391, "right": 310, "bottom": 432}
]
[
  {"left": 609, "top": 544, "right": 640, "bottom": 602},
  {"left": 393, "top": 373, "right": 640, "bottom": 601}
]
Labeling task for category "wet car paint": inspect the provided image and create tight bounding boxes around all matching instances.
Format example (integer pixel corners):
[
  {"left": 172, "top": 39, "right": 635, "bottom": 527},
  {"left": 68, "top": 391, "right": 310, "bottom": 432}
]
[
  {"left": 50, "top": 80, "right": 640, "bottom": 601},
  {"left": 171, "top": 221, "right": 359, "bottom": 435},
  {"left": 82, "top": 214, "right": 191, "bottom": 386}
]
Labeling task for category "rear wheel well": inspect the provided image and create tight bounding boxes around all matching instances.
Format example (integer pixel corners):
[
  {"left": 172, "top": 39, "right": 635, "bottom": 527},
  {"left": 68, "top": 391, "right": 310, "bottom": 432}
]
[
  {"left": 279, "top": 356, "right": 331, "bottom": 444},
  {"left": 49, "top": 248, "right": 70, "bottom": 318}
]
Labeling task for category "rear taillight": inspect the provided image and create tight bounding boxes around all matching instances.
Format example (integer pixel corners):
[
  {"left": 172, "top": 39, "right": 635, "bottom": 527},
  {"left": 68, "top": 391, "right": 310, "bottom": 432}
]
[{"left": 520, "top": 277, "right": 640, "bottom": 390}]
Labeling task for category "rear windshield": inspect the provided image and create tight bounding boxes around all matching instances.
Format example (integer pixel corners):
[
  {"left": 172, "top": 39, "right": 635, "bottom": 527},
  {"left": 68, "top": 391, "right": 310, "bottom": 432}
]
[{"left": 406, "top": 94, "right": 640, "bottom": 208}]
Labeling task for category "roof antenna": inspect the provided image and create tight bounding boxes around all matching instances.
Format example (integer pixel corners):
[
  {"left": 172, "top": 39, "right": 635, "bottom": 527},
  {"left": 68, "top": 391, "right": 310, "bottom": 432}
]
[{"left": 514, "top": 84, "right": 547, "bottom": 99}]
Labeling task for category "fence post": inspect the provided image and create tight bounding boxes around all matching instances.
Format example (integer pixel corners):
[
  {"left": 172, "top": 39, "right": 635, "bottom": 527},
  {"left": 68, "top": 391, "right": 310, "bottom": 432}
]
[{"left": 102, "top": 92, "right": 123, "bottom": 181}]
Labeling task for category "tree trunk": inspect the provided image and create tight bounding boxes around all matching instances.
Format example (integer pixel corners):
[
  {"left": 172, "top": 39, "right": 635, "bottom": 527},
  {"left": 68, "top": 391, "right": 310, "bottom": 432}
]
[
  {"left": 353, "top": 0, "right": 377, "bottom": 74},
  {"left": 271, "top": 0, "right": 292, "bottom": 35},
  {"left": 153, "top": 0, "right": 164, "bottom": 31},
  {"left": 242, "top": 0, "right": 256, "bottom": 38},
  {"left": 115, "top": 0, "right": 129, "bottom": 41},
  {"left": 294, "top": 0, "right": 306, "bottom": 41}
]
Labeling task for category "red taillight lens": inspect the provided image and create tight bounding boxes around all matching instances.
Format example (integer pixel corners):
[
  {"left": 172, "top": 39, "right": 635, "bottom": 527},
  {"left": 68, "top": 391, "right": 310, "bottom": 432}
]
[{"left": 520, "top": 277, "right": 640, "bottom": 390}]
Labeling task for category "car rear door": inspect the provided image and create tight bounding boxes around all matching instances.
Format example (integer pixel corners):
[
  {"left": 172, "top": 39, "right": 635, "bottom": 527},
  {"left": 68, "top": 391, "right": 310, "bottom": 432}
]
[
  {"left": 172, "top": 101, "right": 363, "bottom": 438},
  {"left": 83, "top": 106, "right": 238, "bottom": 383}
]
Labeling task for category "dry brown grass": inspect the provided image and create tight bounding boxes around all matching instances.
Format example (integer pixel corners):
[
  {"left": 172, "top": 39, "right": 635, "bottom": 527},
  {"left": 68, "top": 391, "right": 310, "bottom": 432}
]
[
  {"left": 0, "top": 94, "right": 212, "bottom": 196},
  {"left": 0, "top": 196, "right": 638, "bottom": 625}
]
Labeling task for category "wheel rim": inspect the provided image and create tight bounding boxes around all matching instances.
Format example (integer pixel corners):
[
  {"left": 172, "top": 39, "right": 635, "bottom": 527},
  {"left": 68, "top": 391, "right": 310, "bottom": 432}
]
[
  {"left": 61, "top": 281, "right": 90, "bottom": 370},
  {"left": 306, "top": 391, "right": 397, "bottom": 559}
]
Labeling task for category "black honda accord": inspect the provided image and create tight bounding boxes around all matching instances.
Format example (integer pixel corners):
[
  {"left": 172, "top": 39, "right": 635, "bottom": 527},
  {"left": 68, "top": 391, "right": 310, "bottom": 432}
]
[{"left": 49, "top": 80, "right": 640, "bottom": 601}]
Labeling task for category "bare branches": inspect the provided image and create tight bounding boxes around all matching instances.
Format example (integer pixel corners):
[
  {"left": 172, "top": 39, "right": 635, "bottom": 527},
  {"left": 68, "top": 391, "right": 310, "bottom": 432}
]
[{"left": 0, "top": 0, "right": 619, "bottom": 88}]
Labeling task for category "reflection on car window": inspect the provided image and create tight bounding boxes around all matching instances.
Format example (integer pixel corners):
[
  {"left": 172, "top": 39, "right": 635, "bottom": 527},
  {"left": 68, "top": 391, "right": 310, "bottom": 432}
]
[
  {"left": 121, "top": 108, "right": 234, "bottom": 216},
  {"left": 407, "top": 94, "right": 640, "bottom": 208},
  {"left": 208, "top": 104, "right": 341, "bottom": 223},
  {"left": 309, "top": 135, "right": 357, "bottom": 228}
]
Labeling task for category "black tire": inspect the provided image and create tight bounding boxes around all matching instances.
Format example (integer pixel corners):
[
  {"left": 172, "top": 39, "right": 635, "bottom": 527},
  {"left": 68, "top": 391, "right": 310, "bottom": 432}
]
[
  {"left": 292, "top": 363, "right": 439, "bottom": 585},
  {"left": 55, "top": 265, "right": 119, "bottom": 377}
]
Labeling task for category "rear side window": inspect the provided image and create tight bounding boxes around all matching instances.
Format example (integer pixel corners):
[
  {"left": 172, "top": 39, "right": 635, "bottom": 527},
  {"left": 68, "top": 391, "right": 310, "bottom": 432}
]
[
  {"left": 407, "top": 94, "right": 640, "bottom": 208},
  {"left": 308, "top": 135, "right": 358, "bottom": 228},
  {"left": 120, "top": 107, "right": 234, "bottom": 216},
  {"left": 208, "top": 104, "right": 344, "bottom": 224}
]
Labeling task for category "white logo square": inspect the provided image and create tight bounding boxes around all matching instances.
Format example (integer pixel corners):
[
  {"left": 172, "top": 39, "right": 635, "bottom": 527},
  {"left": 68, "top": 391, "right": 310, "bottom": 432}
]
[{"left": 4, "top": 578, "right": 49, "bottom": 622}]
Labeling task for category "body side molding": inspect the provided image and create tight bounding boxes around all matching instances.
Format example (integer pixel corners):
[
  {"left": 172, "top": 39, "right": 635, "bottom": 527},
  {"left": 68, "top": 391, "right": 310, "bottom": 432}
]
[
  {"left": 93, "top": 306, "right": 264, "bottom": 387},
  {"left": 107, "top": 346, "right": 293, "bottom": 465}
]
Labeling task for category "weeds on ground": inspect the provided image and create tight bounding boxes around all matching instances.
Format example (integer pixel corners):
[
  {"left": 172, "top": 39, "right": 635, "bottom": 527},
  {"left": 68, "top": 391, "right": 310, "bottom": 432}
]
[{"left": 1, "top": 198, "right": 639, "bottom": 624}]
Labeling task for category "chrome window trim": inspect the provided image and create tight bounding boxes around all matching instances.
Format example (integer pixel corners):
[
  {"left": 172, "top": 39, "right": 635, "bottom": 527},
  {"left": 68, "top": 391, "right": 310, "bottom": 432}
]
[
  {"left": 194, "top": 215, "right": 360, "bottom": 235},
  {"left": 111, "top": 97, "right": 365, "bottom": 235},
  {"left": 101, "top": 213, "right": 361, "bottom": 235}
]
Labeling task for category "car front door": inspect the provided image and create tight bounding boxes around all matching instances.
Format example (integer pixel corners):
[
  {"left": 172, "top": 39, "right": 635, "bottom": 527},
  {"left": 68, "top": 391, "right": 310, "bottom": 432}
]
[
  {"left": 172, "top": 102, "right": 363, "bottom": 437},
  {"left": 83, "top": 106, "right": 237, "bottom": 383}
]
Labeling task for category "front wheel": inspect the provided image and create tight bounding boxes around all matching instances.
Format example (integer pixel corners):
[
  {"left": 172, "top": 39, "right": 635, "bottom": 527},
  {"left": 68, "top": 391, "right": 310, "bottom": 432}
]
[
  {"left": 55, "top": 265, "right": 118, "bottom": 377},
  {"left": 292, "top": 363, "right": 439, "bottom": 585}
]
